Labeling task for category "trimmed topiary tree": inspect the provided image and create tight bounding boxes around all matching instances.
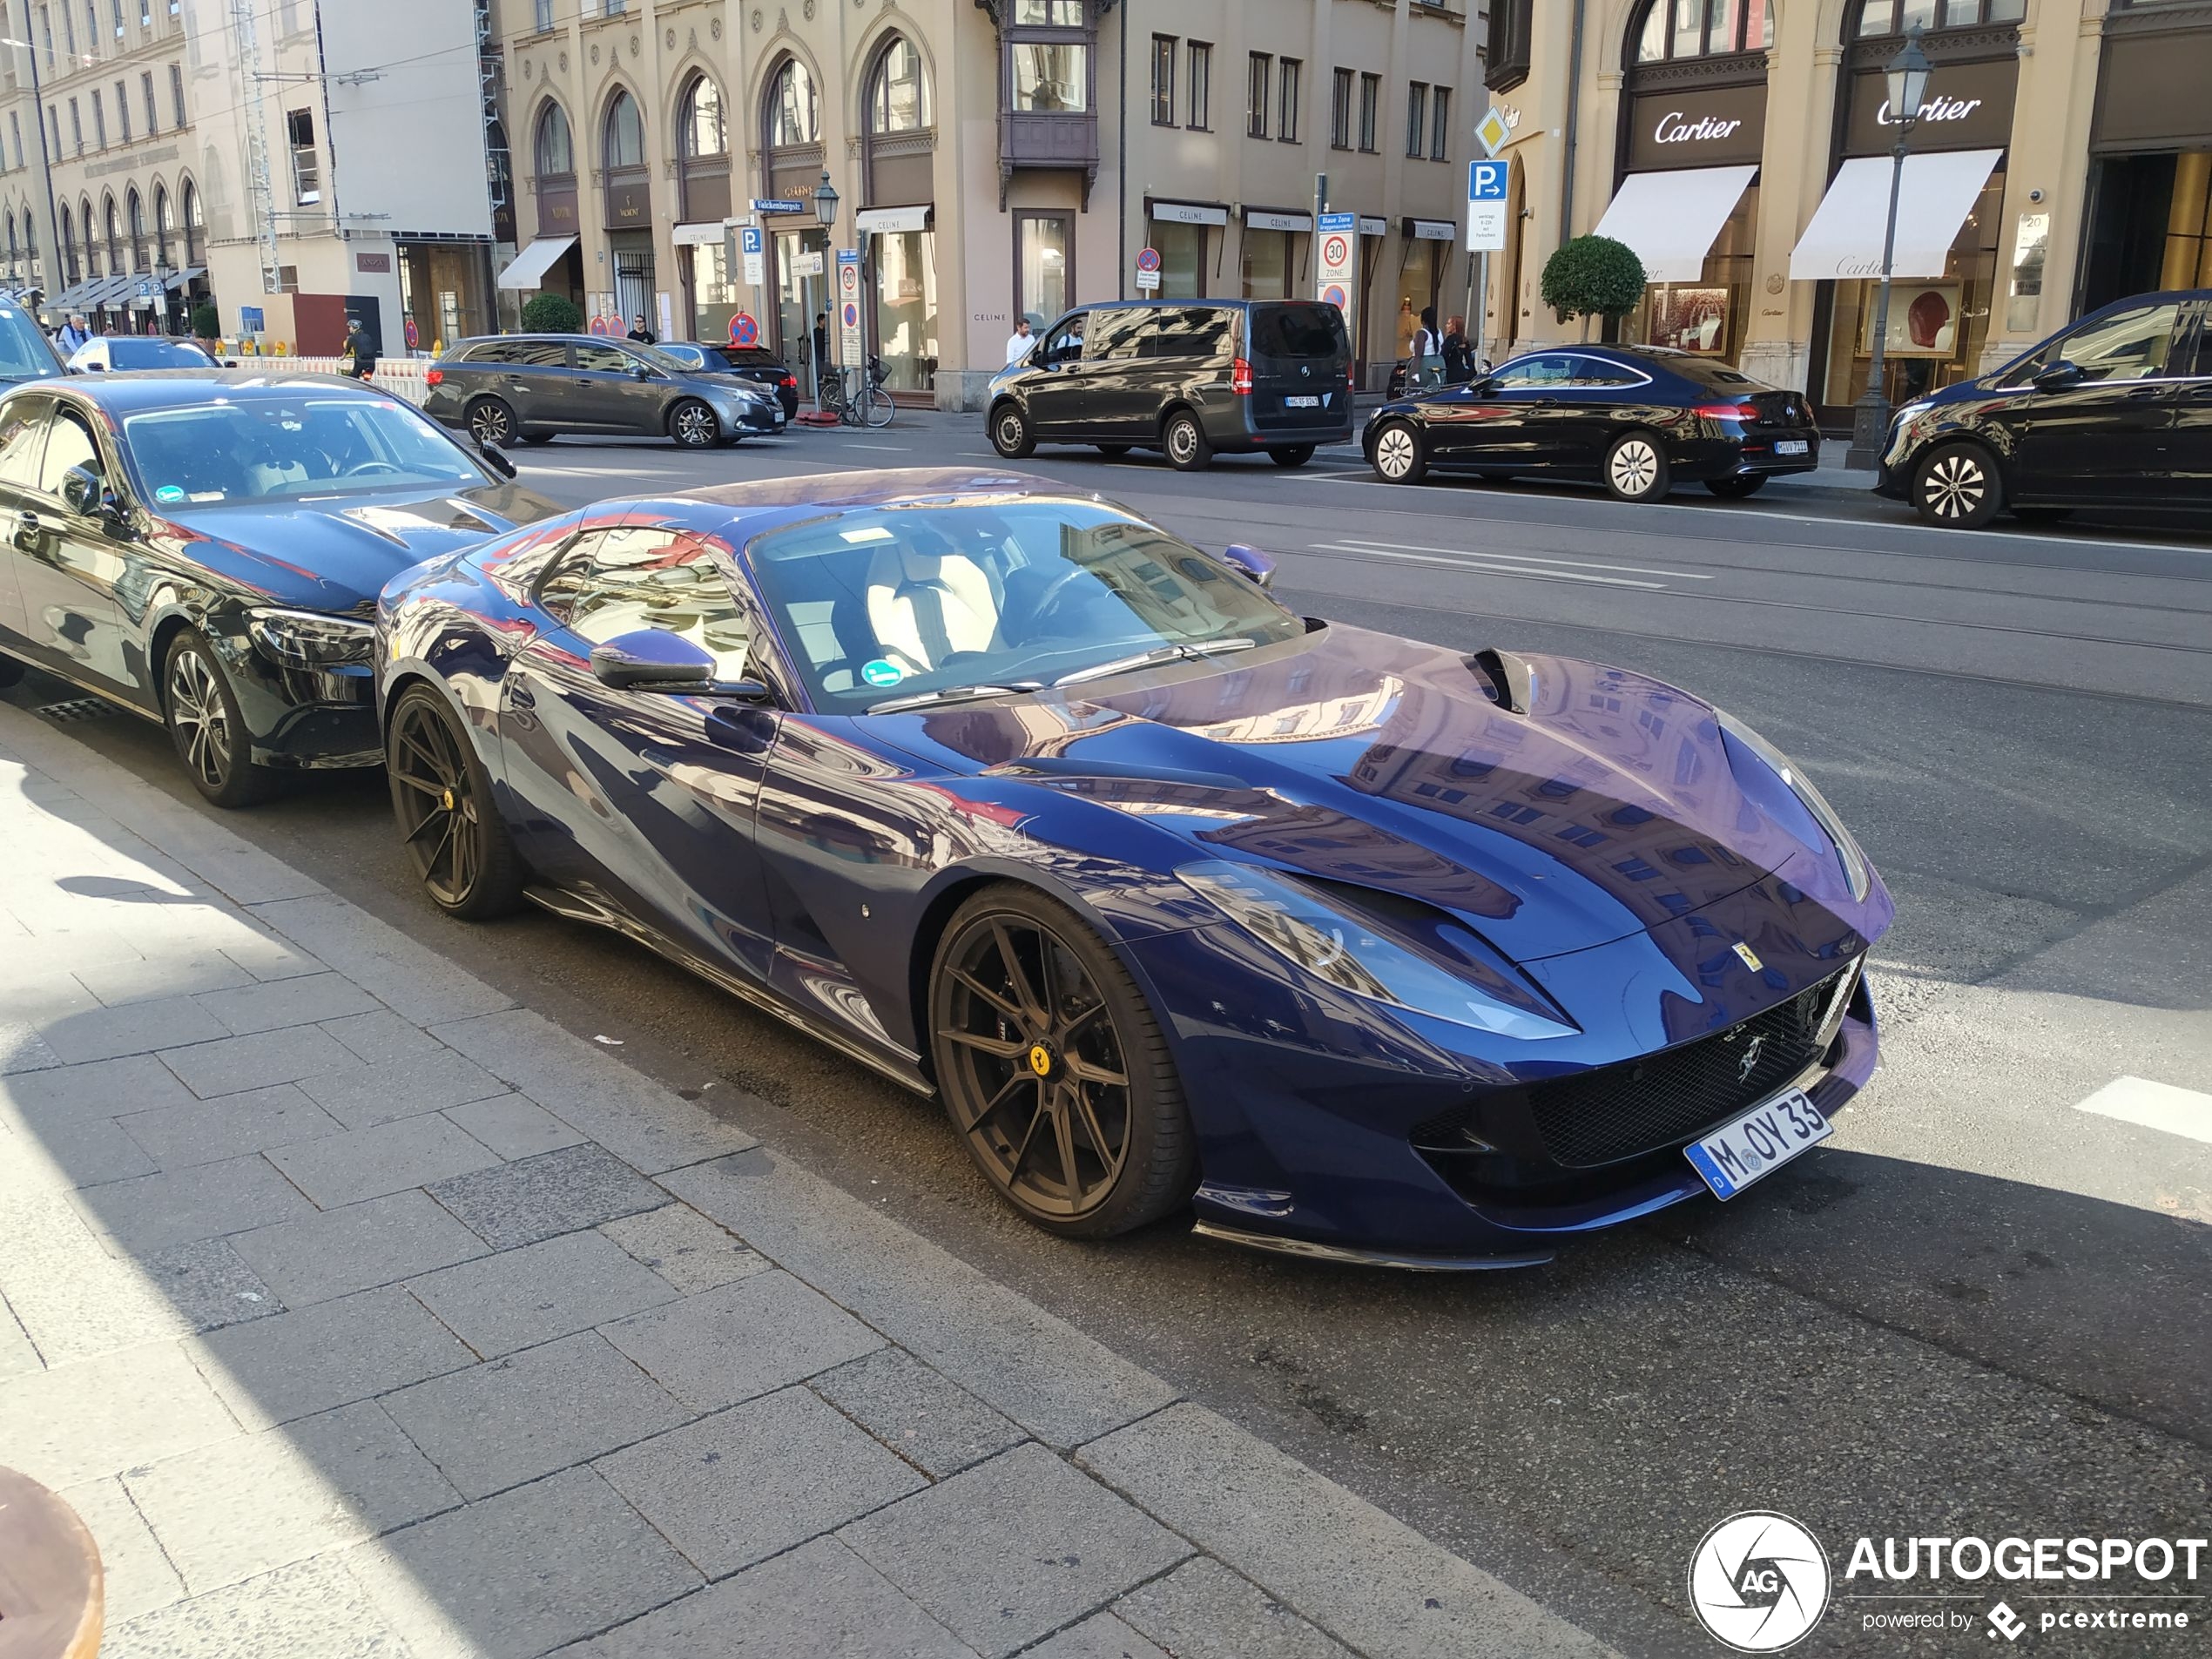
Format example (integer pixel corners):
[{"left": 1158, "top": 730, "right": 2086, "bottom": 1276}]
[
  {"left": 519, "top": 291, "right": 583, "bottom": 334},
  {"left": 1540, "top": 235, "right": 1647, "bottom": 326},
  {"left": 190, "top": 301, "right": 221, "bottom": 342}
]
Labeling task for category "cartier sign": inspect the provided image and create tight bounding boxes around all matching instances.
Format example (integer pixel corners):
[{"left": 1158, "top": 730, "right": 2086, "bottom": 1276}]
[
  {"left": 1844, "top": 53, "right": 2015, "bottom": 157},
  {"left": 1624, "top": 81, "right": 1768, "bottom": 172}
]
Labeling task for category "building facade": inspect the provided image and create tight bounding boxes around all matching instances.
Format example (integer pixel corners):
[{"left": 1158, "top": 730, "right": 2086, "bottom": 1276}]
[
  {"left": 1479, "top": 0, "right": 2212, "bottom": 424},
  {"left": 493, "top": 0, "right": 1487, "bottom": 408}
]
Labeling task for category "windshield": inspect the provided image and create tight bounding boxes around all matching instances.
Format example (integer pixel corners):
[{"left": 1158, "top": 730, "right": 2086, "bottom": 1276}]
[
  {"left": 102, "top": 338, "right": 216, "bottom": 368},
  {"left": 745, "top": 498, "right": 1304, "bottom": 711},
  {"left": 0, "top": 300, "right": 62, "bottom": 382},
  {"left": 121, "top": 396, "right": 488, "bottom": 507}
]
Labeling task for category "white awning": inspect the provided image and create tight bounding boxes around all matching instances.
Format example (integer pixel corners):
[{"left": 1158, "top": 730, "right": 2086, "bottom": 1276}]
[
  {"left": 495, "top": 235, "right": 577, "bottom": 291},
  {"left": 856, "top": 205, "right": 932, "bottom": 235},
  {"left": 1245, "top": 209, "right": 1312, "bottom": 233},
  {"left": 671, "top": 222, "right": 725, "bottom": 246},
  {"left": 1591, "top": 165, "right": 1757, "bottom": 284},
  {"left": 1409, "top": 219, "right": 1459, "bottom": 241},
  {"left": 1150, "top": 200, "right": 1229, "bottom": 226},
  {"left": 1789, "top": 149, "right": 2002, "bottom": 281},
  {"left": 1359, "top": 216, "right": 1387, "bottom": 238}
]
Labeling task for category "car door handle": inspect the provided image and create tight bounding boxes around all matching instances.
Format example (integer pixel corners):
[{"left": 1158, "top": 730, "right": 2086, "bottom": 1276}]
[
  {"left": 13, "top": 509, "right": 39, "bottom": 548},
  {"left": 508, "top": 682, "right": 536, "bottom": 710}
]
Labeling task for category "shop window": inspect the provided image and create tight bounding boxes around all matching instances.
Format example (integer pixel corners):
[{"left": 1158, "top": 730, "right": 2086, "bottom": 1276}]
[
  {"left": 1150, "top": 218, "right": 1204, "bottom": 297},
  {"left": 1633, "top": 0, "right": 1771, "bottom": 64},
  {"left": 1015, "top": 212, "right": 1070, "bottom": 328},
  {"left": 1248, "top": 53, "right": 1270, "bottom": 138},
  {"left": 1278, "top": 58, "right": 1300, "bottom": 142},
  {"left": 1241, "top": 227, "right": 1288, "bottom": 299},
  {"left": 1150, "top": 36, "right": 1174, "bottom": 125}
]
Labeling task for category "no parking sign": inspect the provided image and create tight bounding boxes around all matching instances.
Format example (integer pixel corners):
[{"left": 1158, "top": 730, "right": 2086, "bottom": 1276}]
[
  {"left": 1315, "top": 212, "right": 1359, "bottom": 341},
  {"left": 728, "top": 312, "right": 759, "bottom": 347},
  {"left": 836, "top": 249, "right": 863, "bottom": 366}
]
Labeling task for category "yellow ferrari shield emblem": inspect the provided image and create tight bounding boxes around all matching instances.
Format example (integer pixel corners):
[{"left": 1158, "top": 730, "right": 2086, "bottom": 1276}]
[
  {"left": 1028, "top": 1044, "right": 1053, "bottom": 1077},
  {"left": 1731, "top": 942, "right": 1764, "bottom": 972},
  {"left": 440, "top": 787, "right": 456, "bottom": 812}
]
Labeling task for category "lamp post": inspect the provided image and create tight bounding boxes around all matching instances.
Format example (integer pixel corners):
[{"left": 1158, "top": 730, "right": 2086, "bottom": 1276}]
[
  {"left": 812, "top": 171, "right": 840, "bottom": 408},
  {"left": 1844, "top": 26, "right": 1933, "bottom": 471}
]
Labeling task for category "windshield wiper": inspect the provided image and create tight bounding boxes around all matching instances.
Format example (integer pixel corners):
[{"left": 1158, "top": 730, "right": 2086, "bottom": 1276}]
[
  {"left": 1051, "top": 637, "right": 1258, "bottom": 689},
  {"left": 868, "top": 681, "right": 1042, "bottom": 714}
]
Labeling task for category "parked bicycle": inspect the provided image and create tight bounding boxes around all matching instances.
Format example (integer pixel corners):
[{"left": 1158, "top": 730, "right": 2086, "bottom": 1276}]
[{"left": 819, "top": 354, "right": 896, "bottom": 428}]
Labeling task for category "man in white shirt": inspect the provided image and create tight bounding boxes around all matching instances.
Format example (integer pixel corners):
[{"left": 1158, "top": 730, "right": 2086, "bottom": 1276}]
[{"left": 1004, "top": 318, "right": 1035, "bottom": 365}]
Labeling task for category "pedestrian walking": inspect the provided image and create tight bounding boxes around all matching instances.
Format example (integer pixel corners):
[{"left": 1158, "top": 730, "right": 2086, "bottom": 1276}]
[
  {"left": 340, "top": 318, "right": 379, "bottom": 381},
  {"left": 55, "top": 314, "right": 91, "bottom": 354},
  {"left": 1441, "top": 315, "right": 1475, "bottom": 383},
  {"left": 1004, "top": 318, "right": 1035, "bottom": 365},
  {"left": 812, "top": 310, "right": 831, "bottom": 396},
  {"left": 626, "top": 314, "right": 658, "bottom": 345},
  {"left": 1411, "top": 307, "right": 1441, "bottom": 362}
]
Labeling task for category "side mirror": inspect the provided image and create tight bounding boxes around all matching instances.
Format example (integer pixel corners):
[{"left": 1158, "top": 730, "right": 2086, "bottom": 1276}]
[
  {"left": 631, "top": 363, "right": 655, "bottom": 381},
  {"left": 587, "top": 629, "right": 770, "bottom": 701},
  {"left": 2032, "top": 360, "right": 2086, "bottom": 394},
  {"left": 60, "top": 464, "right": 105, "bottom": 517},
  {"left": 1220, "top": 543, "right": 1277, "bottom": 589},
  {"left": 476, "top": 442, "right": 516, "bottom": 480}
]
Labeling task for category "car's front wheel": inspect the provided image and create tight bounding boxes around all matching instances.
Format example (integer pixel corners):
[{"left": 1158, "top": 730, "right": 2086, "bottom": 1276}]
[
  {"left": 385, "top": 684, "right": 525, "bottom": 920},
  {"left": 464, "top": 397, "right": 516, "bottom": 448},
  {"left": 990, "top": 402, "right": 1035, "bottom": 459},
  {"left": 1370, "top": 419, "right": 1426, "bottom": 483},
  {"left": 1603, "top": 432, "right": 1670, "bottom": 502},
  {"left": 163, "top": 628, "right": 279, "bottom": 808},
  {"left": 668, "top": 400, "right": 721, "bottom": 448},
  {"left": 929, "top": 884, "right": 1196, "bottom": 1238},
  {"left": 1912, "top": 442, "right": 2002, "bottom": 529}
]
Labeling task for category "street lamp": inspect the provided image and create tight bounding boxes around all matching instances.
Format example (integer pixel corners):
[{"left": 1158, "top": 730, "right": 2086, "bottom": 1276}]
[
  {"left": 810, "top": 172, "right": 840, "bottom": 407},
  {"left": 1844, "top": 26, "right": 1934, "bottom": 471}
]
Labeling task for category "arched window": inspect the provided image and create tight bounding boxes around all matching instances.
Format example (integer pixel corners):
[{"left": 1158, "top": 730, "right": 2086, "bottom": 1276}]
[
  {"left": 127, "top": 188, "right": 146, "bottom": 270},
  {"left": 764, "top": 57, "right": 818, "bottom": 148},
  {"left": 59, "top": 203, "right": 77, "bottom": 284},
  {"left": 1854, "top": 0, "right": 2021, "bottom": 35},
  {"left": 533, "top": 100, "right": 573, "bottom": 178},
  {"left": 5, "top": 212, "right": 17, "bottom": 266},
  {"left": 182, "top": 179, "right": 202, "bottom": 263},
  {"left": 603, "top": 89, "right": 644, "bottom": 170},
  {"left": 81, "top": 197, "right": 98, "bottom": 277},
  {"left": 867, "top": 37, "right": 930, "bottom": 134},
  {"left": 679, "top": 75, "right": 725, "bottom": 158},
  {"left": 154, "top": 183, "right": 172, "bottom": 265},
  {"left": 21, "top": 210, "right": 34, "bottom": 260},
  {"left": 1634, "top": 0, "right": 1772, "bottom": 64},
  {"left": 104, "top": 194, "right": 122, "bottom": 273}
]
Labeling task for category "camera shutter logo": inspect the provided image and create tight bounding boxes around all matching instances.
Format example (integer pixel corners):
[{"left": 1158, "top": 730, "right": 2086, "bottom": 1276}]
[{"left": 1688, "top": 1511, "right": 1831, "bottom": 1652}]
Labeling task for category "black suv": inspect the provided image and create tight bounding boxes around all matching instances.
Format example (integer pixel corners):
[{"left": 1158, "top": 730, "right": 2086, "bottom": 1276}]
[
  {"left": 655, "top": 341, "right": 801, "bottom": 420},
  {"left": 423, "top": 334, "right": 785, "bottom": 449},
  {"left": 986, "top": 300, "right": 1352, "bottom": 470},
  {"left": 1877, "top": 289, "right": 2212, "bottom": 528}
]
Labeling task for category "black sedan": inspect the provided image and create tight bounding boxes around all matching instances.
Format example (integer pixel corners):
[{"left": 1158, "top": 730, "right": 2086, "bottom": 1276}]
[
  {"left": 654, "top": 341, "right": 802, "bottom": 421},
  {"left": 0, "top": 371, "right": 559, "bottom": 806},
  {"left": 1364, "top": 345, "right": 1818, "bottom": 502}
]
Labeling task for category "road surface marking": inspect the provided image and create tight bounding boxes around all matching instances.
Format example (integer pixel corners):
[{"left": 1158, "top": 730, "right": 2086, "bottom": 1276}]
[
  {"left": 1307, "top": 543, "right": 1668, "bottom": 590},
  {"left": 2073, "top": 1076, "right": 2212, "bottom": 1145},
  {"left": 839, "top": 443, "right": 912, "bottom": 452},
  {"left": 1326, "top": 536, "right": 1716, "bottom": 582}
]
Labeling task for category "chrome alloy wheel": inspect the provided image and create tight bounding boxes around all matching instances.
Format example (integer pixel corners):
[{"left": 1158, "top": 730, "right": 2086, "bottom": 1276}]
[
  {"left": 1608, "top": 437, "right": 1660, "bottom": 496},
  {"left": 165, "top": 646, "right": 233, "bottom": 791},
  {"left": 671, "top": 402, "right": 718, "bottom": 447},
  {"left": 1374, "top": 424, "right": 1420, "bottom": 481},
  {"left": 1919, "top": 450, "right": 1986, "bottom": 521}
]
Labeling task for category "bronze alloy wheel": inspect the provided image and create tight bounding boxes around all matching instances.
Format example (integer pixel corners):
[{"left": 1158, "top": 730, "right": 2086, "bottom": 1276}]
[
  {"left": 385, "top": 687, "right": 523, "bottom": 918},
  {"left": 930, "top": 887, "right": 1194, "bottom": 1237}
]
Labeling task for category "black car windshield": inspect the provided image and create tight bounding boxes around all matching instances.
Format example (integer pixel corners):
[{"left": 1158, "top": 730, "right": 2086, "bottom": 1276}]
[
  {"left": 745, "top": 498, "right": 1304, "bottom": 711},
  {"left": 120, "top": 396, "right": 487, "bottom": 506},
  {"left": 0, "top": 298, "right": 62, "bottom": 381},
  {"left": 104, "top": 338, "right": 217, "bottom": 368}
]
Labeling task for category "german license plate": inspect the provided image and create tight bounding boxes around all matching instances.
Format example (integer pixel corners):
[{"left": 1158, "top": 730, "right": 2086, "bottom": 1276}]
[
  {"left": 1776, "top": 439, "right": 1809, "bottom": 455},
  {"left": 1285, "top": 395, "right": 1320, "bottom": 409},
  {"left": 1684, "top": 1087, "right": 1831, "bottom": 1200}
]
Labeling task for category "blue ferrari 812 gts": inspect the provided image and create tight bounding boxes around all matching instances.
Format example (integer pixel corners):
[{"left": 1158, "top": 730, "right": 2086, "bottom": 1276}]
[{"left": 375, "top": 469, "right": 1891, "bottom": 1268}]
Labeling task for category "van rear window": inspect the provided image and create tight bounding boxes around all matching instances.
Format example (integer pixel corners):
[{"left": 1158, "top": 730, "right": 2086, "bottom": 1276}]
[{"left": 1250, "top": 305, "right": 1345, "bottom": 361}]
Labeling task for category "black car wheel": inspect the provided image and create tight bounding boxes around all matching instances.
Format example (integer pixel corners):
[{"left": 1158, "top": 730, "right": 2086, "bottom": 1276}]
[
  {"left": 1912, "top": 442, "right": 2002, "bottom": 529},
  {"left": 516, "top": 430, "right": 554, "bottom": 445},
  {"left": 990, "top": 402, "right": 1035, "bottom": 459},
  {"left": 1096, "top": 443, "right": 1131, "bottom": 459},
  {"left": 669, "top": 400, "right": 720, "bottom": 448},
  {"left": 1271, "top": 445, "right": 1316, "bottom": 469},
  {"left": 465, "top": 397, "right": 516, "bottom": 448},
  {"left": 1603, "top": 432, "right": 1670, "bottom": 503},
  {"left": 1370, "top": 420, "right": 1426, "bottom": 484},
  {"left": 929, "top": 884, "right": 1195, "bottom": 1238},
  {"left": 1705, "top": 475, "right": 1766, "bottom": 499},
  {"left": 386, "top": 684, "right": 524, "bottom": 920},
  {"left": 163, "top": 628, "right": 278, "bottom": 809},
  {"left": 1163, "top": 409, "right": 1212, "bottom": 472}
]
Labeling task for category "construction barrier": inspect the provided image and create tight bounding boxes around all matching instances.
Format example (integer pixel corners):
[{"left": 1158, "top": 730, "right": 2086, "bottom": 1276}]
[{"left": 280, "top": 357, "right": 435, "bottom": 406}]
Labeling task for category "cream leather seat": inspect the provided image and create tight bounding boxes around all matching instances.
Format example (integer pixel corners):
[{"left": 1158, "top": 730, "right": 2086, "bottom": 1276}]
[{"left": 865, "top": 541, "right": 1000, "bottom": 673}]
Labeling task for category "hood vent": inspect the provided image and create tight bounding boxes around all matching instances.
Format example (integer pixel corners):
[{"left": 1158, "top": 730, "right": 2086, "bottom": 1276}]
[{"left": 1467, "top": 647, "right": 1535, "bottom": 714}]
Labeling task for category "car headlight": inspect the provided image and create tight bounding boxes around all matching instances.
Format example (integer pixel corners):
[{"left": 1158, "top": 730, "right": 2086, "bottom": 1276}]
[
  {"left": 1715, "top": 710, "right": 1872, "bottom": 901},
  {"left": 1177, "top": 860, "right": 1575, "bottom": 1041},
  {"left": 246, "top": 607, "right": 376, "bottom": 669},
  {"left": 1889, "top": 399, "right": 1932, "bottom": 434}
]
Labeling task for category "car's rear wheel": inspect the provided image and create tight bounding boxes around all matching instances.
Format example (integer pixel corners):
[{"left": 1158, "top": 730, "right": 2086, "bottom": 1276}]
[
  {"left": 1705, "top": 475, "right": 1766, "bottom": 499},
  {"left": 1271, "top": 445, "right": 1315, "bottom": 469},
  {"left": 1912, "top": 442, "right": 2001, "bottom": 529},
  {"left": 990, "top": 402, "right": 1035, "bottom": 459},
  {"left": 1371, "top": 419, "right": 1426, "bottom": 484},
  {"left": 163, "top": 628, "right": 279, "bottom": 809},
  {"left": 464, "top": 397, "right": 516, "bottom": 448},
  {"left": 1603, "top": 433, "right": 1670, "bottom": 502},
  {"left": 929, "top": 885, "right": 1195, "bottom": 1238},
  {"left": 668, "top": 400, "right": 720, "bottom": 448},
  {"left": 1163, "top": 409, "right": 1212, "bottom": 471},
  {"left": 385, "top": 684, "right": 524, "bottom": 920}
]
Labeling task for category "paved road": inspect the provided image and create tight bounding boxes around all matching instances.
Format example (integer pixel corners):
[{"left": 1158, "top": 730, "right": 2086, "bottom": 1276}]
[{"left": 10, "top": 415, "right": 2209, "bottom": 1655}]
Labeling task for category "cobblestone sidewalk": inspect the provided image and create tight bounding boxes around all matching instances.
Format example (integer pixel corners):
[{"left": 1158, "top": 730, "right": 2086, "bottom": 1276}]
[{"left": 0, "top": 701, "right": 1611, "bottom": 1659}]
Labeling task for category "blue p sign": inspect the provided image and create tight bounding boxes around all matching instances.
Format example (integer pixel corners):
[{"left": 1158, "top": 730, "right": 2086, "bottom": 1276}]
[{"left": 1468, "top": 160, "right": 1508, "bottom": 202}]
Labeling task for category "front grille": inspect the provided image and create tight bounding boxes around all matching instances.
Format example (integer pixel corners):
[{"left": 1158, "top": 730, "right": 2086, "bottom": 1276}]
[{"left": 1523, "top": 973, "right": 1842, "bottom": 1168}]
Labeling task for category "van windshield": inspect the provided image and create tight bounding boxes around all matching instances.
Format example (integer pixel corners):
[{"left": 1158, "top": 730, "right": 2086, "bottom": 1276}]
[{"left": 1250, "top": 305, "right": 1346, "bottom": 362}]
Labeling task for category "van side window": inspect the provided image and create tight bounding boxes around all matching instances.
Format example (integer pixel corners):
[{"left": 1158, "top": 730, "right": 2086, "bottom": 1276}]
[
  {"left": 1085, "top": 311, "right": 1152, "bottom": 361},
  {"left": 464, "top": 341, "right": 516, "bottom": 365},
  {"left": 1149, "top": 307, "right": 1234, "bottom": 359},
  {"left": 1040, "top": 317, "right": 1085, "bottom": 363}
]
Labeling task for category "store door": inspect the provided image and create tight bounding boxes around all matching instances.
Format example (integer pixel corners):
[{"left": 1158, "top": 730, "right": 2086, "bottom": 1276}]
[{"left": 774, "top": 229, "right": 827, "bottom": 393}]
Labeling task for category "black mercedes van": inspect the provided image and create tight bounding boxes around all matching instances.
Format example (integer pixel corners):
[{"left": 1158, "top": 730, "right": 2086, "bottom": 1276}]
[{"left": 985, "top": 299, "right": 1353, "bottom": 471}]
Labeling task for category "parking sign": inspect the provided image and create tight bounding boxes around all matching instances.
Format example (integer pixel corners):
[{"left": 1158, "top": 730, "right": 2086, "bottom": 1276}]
[{"left": 1467, "top": 158, "right": 1510, "bottom": 252}]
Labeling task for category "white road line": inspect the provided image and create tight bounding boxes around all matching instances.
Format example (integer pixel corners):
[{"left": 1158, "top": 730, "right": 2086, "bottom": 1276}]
[
  {"left": 839, "top": 443, "right": 912, "bottom": 452},
  {"left": 1328, "top": 536, "right": 1716, "bottom": 582},
  {"left": 1307, "top": 544, "right": 1668, "bottom": 590},
  {"left": 2073, "top": 1076, "right": 2212, "bottom": 1145}
]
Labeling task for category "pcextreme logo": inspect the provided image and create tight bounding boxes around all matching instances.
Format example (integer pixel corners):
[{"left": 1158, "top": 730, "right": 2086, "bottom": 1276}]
[{"left": 1688, "top": 1511, "right": 1831, "bottom": 1652}]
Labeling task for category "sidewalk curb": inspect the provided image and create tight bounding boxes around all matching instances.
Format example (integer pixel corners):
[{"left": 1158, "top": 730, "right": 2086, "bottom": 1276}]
[{"left": 0, "top": 700, "right": 1619, "bottom": 1659}]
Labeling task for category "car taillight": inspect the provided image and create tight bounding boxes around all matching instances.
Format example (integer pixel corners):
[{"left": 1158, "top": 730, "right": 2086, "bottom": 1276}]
[
  {"left": 1231, "top": 358, "right": 1253, "bottom": 395},
  {"left": 1694, "top": 401, "right": 1757, "bottom": 421},
  {"left": 781, "top": 374, "right": 796, "bottom": 388},
  {"left": 425, "top": 368, "right": 443, "bottom": 387}
]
